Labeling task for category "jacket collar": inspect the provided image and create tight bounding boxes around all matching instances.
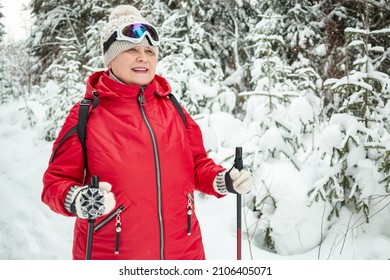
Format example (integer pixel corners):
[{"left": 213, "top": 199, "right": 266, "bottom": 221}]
[{"left": 84, "top": 70, "right": 172, "bottom": 101}]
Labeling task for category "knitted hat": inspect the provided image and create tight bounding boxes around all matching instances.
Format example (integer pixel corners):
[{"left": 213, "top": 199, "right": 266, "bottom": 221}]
[{"left": 100, "top": 5, "right": 159, "bottom": 68}]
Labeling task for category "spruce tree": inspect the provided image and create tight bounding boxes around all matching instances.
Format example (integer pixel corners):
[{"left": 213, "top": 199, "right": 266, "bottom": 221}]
[
  {"left": 310, "top": 0, "right": 390, "bottom": 221},
  {"left": 243, "top": 0, "right": 325, "bottom": 252},
  {"left": 244, "top": 0, "right": 323, "bottom": 166},
  {"left": 320, "top": 0, "right": 390, "bottom": 116}
]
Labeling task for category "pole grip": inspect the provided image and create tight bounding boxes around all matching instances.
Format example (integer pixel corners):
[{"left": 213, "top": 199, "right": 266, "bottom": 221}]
[
  {"left": 91, "top": 175, "right": 99, "bottom": 188},
  {"left": 234, "top": 147, "right": 243, "bottom": 171}
]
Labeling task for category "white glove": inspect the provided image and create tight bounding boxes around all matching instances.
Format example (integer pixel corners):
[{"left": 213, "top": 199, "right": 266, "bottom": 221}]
[
  {"left": 64, "top": 182, "right": 116, "bottom": 219},
  {"left": 213, "top": 168, "right": 253, "bottom": 195}
]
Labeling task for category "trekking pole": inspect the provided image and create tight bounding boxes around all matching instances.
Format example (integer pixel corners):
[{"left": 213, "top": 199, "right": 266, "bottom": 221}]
[
  {"left": 234, "top": 147, "right": 243, "bottom": 260},
  {"left": 86, "top": 175, "right": 99, "bottom": 260}
]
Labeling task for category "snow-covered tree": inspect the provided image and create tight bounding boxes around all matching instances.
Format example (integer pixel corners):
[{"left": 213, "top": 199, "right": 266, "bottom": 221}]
[
  {"left": 0, "top": 46, "right": 13, "bottom": 104},
  {"left": 239, "top": 0, "right": 324, "bottom": 253},
  {"left": 311, "top": 3, "right": 390, "bottom": 221},
  {"left": 0, "top": 39, "right": 38, "bottom": 126},
  {"left": 320, "top": 0, "right": 390, "bottom": 116},
  {"left": 241, "top": 0, "right": 390, "bottom": 255},
  {"left": 29, "top": 0, "right": 111, "bottom": 83},
  {"left": 43, "top": 38, "right": 85, "bottom": 140},
  {"left": 243, "top": 0, "right": 323, "bottom": 167},
  {"left": 0, "top": 2, "right": 5, "bottom": 40}
]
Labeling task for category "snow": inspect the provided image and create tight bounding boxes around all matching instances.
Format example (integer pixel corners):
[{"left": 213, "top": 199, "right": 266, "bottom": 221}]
[{"left": 1, "top": 99, "right": 389, "bottom": 262}]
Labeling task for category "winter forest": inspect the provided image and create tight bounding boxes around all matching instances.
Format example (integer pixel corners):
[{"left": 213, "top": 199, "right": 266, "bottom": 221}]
[{"left": 0, "top": 0, "right": 390, "bottom": 261}]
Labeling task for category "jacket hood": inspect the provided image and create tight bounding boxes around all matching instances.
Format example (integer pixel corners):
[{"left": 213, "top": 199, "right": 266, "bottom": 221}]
[{"left": 84, "top": 70, "right": 172, "bottom": 100}]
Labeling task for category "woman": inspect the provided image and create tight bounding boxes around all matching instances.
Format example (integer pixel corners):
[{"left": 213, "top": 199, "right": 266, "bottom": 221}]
[{"left": 42, "top": 5, "right": 253, "bottom": 260}]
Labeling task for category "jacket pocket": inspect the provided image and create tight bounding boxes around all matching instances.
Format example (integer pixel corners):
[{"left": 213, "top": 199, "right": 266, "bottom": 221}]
[{"left": 94, "top": 204, "right": 125, "bottom": 255}]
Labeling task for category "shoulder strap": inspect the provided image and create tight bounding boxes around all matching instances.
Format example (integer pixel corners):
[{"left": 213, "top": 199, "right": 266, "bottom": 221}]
[
  {"left": 77, "top": 93, "right": 100, "bottom": 171},
  {"left": 49, "top": 92, "right": 99, "bottom": 166},
  {"left": 77, "top": 99, "right": 92, "bottom": 169},
  {"left": 168, "top": 93, "right": 187, "bottom": 127}
]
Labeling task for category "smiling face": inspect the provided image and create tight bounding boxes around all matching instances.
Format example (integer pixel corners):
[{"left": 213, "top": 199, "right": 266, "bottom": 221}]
[{"left": 108, "top": 45, "right": 157, "bottom": 86}]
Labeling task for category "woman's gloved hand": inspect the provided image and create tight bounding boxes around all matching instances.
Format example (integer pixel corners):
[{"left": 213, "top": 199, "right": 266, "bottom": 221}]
[
  {"left": 213, "top": 168, "right": 253, "bottom": 195},
  {"left": 64, "top": 182, "right": 116, "bottom": 219}
]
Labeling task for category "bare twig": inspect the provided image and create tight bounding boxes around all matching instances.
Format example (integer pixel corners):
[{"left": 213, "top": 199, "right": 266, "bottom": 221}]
[{"left": 317, "top": 202, "right": 327, "bottom": 259}]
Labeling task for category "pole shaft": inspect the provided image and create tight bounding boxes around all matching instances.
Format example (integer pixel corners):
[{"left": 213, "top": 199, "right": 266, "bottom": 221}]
[
  {"left": 86, "top": 221, "right": 94, "bottom": 259},
  {"left": 234, "top": 147, "right": 243, "bottom": 260},
  {"left": 237, "top": 193, "right": 242, "bottom": 260},
  {"left": 86, "top": 175, "right": 99, "bottom": 260}
]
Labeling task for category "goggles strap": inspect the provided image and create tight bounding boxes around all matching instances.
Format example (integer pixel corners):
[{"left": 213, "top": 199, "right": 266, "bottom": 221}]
[{"left": 103, "top": 32, "right": 118, "bottom": 53}]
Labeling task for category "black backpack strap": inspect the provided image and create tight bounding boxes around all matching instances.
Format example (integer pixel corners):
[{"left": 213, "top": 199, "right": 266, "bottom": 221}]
[
  {"left": 77, "top": 92, "right": 100, "bottom": 171},
  {"left": 77, "top": 99, "right": 91, "bottom": 167},
  {"left": 49, "top": 92, "right": 99, "bottom": 167},
  {"left": 168, "top": 93, "right": 187, "bottom": 127}
]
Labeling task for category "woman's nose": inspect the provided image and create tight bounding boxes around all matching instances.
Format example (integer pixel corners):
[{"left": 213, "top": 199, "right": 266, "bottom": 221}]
[{"left": 136, "top": 51, "right": 147, "bottom": 61}]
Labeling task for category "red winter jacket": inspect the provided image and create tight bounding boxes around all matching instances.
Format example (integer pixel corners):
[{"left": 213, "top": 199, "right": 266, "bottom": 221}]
[{"left": 42, "top": 71, "right": 225, "bottom": 260}]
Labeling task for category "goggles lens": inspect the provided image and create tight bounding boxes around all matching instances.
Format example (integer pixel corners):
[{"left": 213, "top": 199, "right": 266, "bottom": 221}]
[
  {"left": 119, "top": 23, "right": 159, "bottom": 45},
  {"left": 103, "top": 22, "right": 160, "bottom": 53}
]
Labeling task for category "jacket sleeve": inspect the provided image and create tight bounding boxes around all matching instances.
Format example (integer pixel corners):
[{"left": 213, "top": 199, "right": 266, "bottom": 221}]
[
  {"left": 41, "top": 103, "right": 85, "bottom": 216},
  {"left": 183, "top": 109, "right": 226, "bottom": 198}
]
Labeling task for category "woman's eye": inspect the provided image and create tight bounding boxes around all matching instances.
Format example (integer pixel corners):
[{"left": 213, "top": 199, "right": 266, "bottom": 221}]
[{"left": 145, "top": 49, "right": 155, "bottom": 55}]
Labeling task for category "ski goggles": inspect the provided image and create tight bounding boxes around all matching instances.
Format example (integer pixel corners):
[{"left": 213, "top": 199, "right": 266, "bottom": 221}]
[{"left": 103, "top": 22, "right": 160, "bottom": 53}]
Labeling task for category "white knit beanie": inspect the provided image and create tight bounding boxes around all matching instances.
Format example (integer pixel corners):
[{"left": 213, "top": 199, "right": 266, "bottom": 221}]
[{"left": 100, "top": 5, "right": 159, "bottom": 68}]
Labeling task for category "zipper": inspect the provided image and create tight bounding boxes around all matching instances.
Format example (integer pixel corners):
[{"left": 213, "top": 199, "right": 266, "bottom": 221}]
[
  {"left": 186, "top": 193, "right": 194, "bottom": 236},
  {"left": 137, "top": 86, "right": 165, "bottom": 260},
  {"left": 94, "top": 205, "right": 125, "bottom": 231},
  {"left": 93, "top": 205, "right": 125, "bottom": 255},
  {"left": 115, "top": 208, "right": 122, "bottom": 255}
]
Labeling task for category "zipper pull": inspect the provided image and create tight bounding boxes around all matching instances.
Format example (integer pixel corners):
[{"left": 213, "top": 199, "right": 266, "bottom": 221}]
[
  {"left": 138, "top": 86, "right": 146, "bottom": 106},
  {"left": 187, "top": 194, "right": 194, "bottom": 236},
  {"left": 115, "top": 208, "right": 122, "bottom": 255}
]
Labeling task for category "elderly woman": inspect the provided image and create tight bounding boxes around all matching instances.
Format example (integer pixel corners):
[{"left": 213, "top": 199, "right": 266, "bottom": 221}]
[{"left": 42, "top": 5, "right": 252, "bottom": 260}]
